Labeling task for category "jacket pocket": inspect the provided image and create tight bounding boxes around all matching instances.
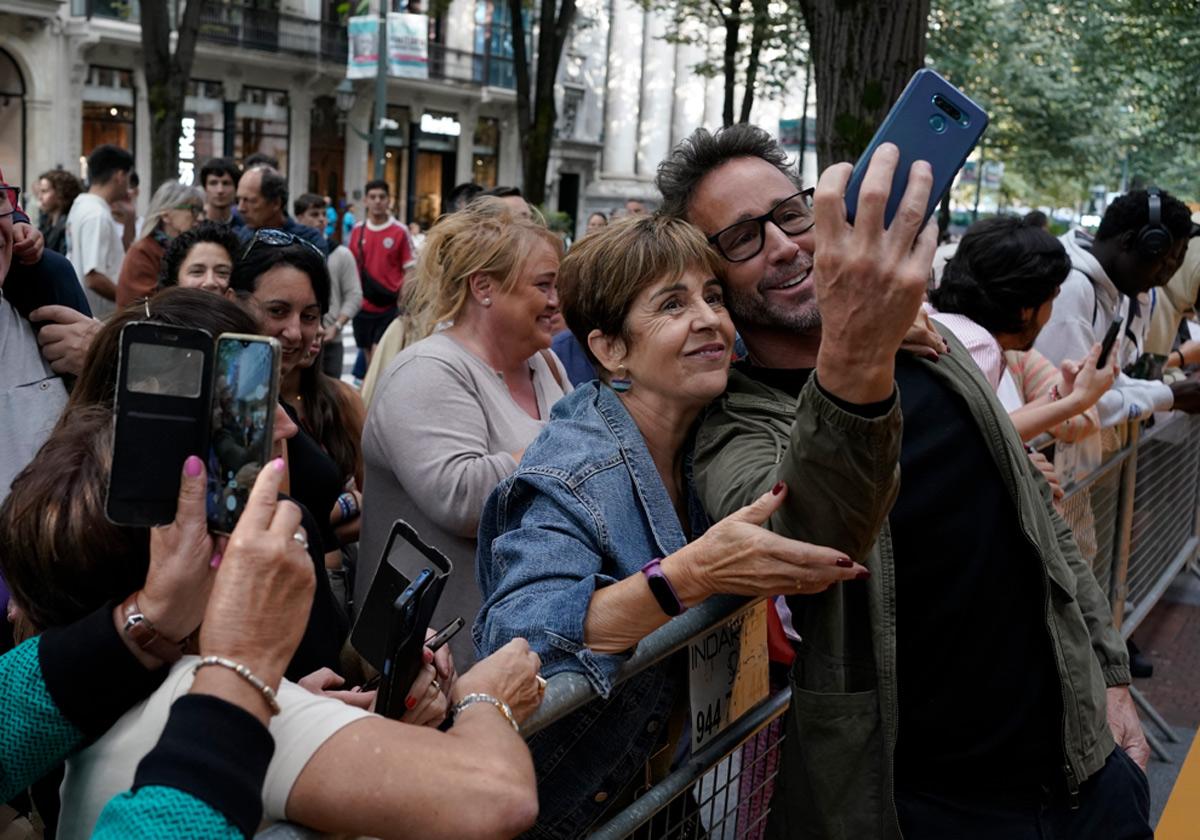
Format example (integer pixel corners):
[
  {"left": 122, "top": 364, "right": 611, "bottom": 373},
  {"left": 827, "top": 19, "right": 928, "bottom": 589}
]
[{"left": 767, "top": 687, "right": 884, "bottom": 840}]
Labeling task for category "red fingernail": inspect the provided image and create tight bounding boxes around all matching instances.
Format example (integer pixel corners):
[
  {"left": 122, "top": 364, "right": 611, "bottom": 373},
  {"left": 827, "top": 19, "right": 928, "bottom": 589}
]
[
  {"left": 423, "top": 649, "right": 434, "bottom": 664},
  {"left": 209, "top": 553, "right": 222, "bottom": 569},
  {"left": 772, "top": 481, "right": 785, "bottom": 496},
  {"left": 185, "top": 455, "right": 203, "bottom": 477},
  {"left": 856, "top": 570, "right": 871, "bottom": 580},
  {"left": 405, "top": 696, "right": 417, "bottom": 710},
  {"left": 836, "top": 558, "right": 853, "bottom": 568}
]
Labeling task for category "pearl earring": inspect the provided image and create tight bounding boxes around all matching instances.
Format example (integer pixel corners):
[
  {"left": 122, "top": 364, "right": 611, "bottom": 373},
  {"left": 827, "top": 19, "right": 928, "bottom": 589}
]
[
  {"left": 482, "top": 297, "right": 492, "bottom": 307},
  {"left": 610, "top": 364, "right": 632, "bottom": 392}
]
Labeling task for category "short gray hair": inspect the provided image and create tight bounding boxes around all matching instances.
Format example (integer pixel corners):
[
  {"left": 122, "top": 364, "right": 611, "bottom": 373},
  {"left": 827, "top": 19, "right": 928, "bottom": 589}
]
[{"left": 655, "top": 124, "right": 801, "bottom": 220}]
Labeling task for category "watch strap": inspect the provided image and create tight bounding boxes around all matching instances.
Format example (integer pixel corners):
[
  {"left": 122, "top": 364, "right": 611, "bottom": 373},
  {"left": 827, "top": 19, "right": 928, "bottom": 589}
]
[
  {"left": 641, "top": 557, "right": 686, "bottom": 617},
  {"left": 119, "top": 592, "right": 185, "bottom": 664}
]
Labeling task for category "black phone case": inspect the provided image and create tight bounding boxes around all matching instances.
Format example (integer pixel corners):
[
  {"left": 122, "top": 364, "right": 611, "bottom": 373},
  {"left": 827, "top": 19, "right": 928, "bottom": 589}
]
[{"left": 106, "top": 323, "right": 214, "bottom": 527}]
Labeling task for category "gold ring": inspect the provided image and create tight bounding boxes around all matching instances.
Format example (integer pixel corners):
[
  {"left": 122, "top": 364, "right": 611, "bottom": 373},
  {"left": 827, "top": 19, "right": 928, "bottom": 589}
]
[{"left": 535, "top": 675, "right": 547, "bottom": 694}]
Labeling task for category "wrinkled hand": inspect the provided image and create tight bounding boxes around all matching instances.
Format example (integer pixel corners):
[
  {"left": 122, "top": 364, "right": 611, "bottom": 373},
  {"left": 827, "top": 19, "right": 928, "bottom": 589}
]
[
  {"left": 401, "top": 654, "right": 450, "bottom": 727},
  {"left": 455, "top": 638, "right": 543, "bottom": 725},
  {"left": 666, "top": 483, "right": 869, "bottom": 602},
  {"left": 1060, "top": 343, "right": 1118, "bottom": 409},
  {"left": 1027, "top": 450, "right": 1064, "bottom": 503},
  {"left": 138, "top": 456, "right": 224, "bottom": 642},
  {"left": 29, "top": 305, "right": 101, "bottom": 376},
  {"left": 813, "top": 144, "right": 940, "bottom": 404},
  {"left": 198, "top": 458, "right": 315, "bottom": 689},
  {"left": 901, "top": 308, "right": 949, "bottom": 362},
  {"left": 298, "top": 667, "right": 376, "bottom": 710},
  {"left": 12, "top": 222, "right": 44, "bottom": 265},
  {"left": 1107, "top": 685, "right": 1150, "bottom": 770}
]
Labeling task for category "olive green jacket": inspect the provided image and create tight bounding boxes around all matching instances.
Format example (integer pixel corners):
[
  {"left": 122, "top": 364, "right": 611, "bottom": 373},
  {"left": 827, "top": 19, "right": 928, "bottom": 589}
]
[{"left": 693, "top": 330, "right": 1130, "bottom": 840}]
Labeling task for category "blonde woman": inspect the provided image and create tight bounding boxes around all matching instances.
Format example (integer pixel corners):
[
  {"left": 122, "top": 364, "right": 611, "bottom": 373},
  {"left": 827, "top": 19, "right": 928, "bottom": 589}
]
[
  {"left": 357, "top": 198, "right": 570, "bottom": 666},
  {"left": 116, "top": 180, "right": 204, "bottom": 307}
]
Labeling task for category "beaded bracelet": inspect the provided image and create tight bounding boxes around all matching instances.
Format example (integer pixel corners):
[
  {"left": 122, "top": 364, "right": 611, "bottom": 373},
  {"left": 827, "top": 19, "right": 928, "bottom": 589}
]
[
  {"left": 194, "top": 655, "right": 282, "bottom": 715},
  {"left": 452, "top": 692, "right": 519, "bottom": 733},
  {"left": 336, "top": 492, "right": 360, "bottom": 520}
]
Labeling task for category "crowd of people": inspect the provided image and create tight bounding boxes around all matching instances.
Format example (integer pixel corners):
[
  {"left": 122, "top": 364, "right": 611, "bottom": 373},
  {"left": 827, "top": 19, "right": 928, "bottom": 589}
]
[{"left": 2, "top": 121, "right": 1196, "bottom": 840}]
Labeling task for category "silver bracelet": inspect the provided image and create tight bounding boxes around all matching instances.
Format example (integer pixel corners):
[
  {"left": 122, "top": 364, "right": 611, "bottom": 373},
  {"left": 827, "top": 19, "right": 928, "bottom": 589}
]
[
  {"left": 452, "top": 692, "right": 519, "bottom": 733},
  {"left": 193, "top": 655, "right": 281, "bottom": 716}
]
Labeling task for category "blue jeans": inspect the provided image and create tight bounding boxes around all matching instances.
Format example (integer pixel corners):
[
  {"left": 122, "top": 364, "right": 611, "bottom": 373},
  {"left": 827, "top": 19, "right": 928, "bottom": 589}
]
[{"left": 896, "top": 748, "right": 1152, "bottom": 840}]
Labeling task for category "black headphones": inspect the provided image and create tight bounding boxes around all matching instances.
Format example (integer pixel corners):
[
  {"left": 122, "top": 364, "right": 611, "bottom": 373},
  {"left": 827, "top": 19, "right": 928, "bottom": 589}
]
[{"left": 1136, "top": 187, "right": 1173, "bottom": 260}]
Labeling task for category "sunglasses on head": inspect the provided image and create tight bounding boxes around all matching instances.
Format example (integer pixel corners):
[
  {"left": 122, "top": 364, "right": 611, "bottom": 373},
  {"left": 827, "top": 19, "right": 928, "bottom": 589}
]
[{"left": 241, "top": 228, "right": 324, "bottom": 261}]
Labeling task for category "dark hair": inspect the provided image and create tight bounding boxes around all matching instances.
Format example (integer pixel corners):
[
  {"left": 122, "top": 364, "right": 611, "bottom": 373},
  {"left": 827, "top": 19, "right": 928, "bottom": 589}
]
[
  {"left": 294, "top": 193, "right": 326, "bottom": 216},
  {"left": 160, "top": 221, "right": 243, "bottom": 289},
  {"left": 86, "top": 144, "right": 134, "bottom": 186},
  {"left": 931, "top": 216, "right": 1071, "bottom": 335},
  {"left": 364, "top": 179, "right": 389, "bottom": 196},
  {"left": 230, "top": 238, "right": 331, "bottom": 315},
  {"left": 1023, "top": 210, "right": 1049, "bottom": 229},
  {"left": 200, "top": 157, "right": 241, "bottom": 187},
  {"left": 37, "top": 169, "right": 83, "bottom": 215},
  {"left": 129, "top": 171, "right": 140, "bottom": 189},
  {"left": 482, "top": 185, "right": 522, "bottom": 198},
  {"left": 0, "top": 406, "right": 147, "bottom": 633},
  {"left": 1097, "top": 188, "right": 1193, "bottom": 246},
  {"left": 448, "top": 182, "right": 484, "bottom": 211},
  {"left": 67, "top": 288, "right": 262, "bottom": 415},
  {"left": 298, "top": 364, "right": 361, "bottom": 484},
  {"left": 656, "top": 125, "right": 800, "bottom": 220},
  {"left": 587, "top": 211, "right": 607, "bottom": 224},
  {"left": 257, "top": 168, "right": 289, "bottom": 213},
  {"left": 243, "top": 152, "right": 280, "bottom": 170}
]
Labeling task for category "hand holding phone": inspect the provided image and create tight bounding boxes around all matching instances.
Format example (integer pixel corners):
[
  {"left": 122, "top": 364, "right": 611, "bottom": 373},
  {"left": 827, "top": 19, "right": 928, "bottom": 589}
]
[{"left": 1098, "top": 317, "right": 1124, "bottom": 369}]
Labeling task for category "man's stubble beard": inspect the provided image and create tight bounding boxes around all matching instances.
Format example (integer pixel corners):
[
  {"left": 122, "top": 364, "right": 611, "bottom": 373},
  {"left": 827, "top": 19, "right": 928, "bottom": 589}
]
[{"left": 725, "top": 271, "right": 822, "bottom": 336}]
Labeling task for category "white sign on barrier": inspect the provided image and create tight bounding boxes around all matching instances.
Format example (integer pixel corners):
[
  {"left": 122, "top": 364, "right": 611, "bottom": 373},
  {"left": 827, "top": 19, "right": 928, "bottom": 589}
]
[{"left": 688, "top": 600, "right": 769, "bottom": 751}]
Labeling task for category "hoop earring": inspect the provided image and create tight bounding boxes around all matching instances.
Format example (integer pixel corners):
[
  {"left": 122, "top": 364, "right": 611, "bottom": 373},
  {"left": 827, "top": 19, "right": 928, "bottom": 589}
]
[{"left": 610, "top": 365, "right": 632, "bottom": 392}]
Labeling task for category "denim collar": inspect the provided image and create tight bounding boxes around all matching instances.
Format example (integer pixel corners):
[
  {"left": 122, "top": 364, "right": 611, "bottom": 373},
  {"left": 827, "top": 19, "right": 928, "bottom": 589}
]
[{"left": 589, "top": 383, "right": 708, "bottom": 556}]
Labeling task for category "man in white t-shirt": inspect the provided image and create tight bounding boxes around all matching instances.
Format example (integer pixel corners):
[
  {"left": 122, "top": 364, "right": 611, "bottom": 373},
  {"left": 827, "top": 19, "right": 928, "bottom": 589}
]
[{"left": 67, "top": 144, "right": 134, "bottom": 319}]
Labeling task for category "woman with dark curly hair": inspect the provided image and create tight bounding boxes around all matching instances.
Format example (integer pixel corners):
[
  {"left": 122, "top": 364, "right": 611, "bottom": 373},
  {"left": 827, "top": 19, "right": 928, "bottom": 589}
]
[{"left": 36, "top": 169, "right": 84, "bottom": 255}]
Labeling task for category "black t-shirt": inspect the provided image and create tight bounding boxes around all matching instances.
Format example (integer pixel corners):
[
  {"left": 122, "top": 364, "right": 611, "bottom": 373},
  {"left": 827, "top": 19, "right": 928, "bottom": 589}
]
[
  {"left": 281, "top": 400, "right": 343, "bottom": 554},
  {"left": 741, "top": 358, "right": 1062, "bottom": 799}
]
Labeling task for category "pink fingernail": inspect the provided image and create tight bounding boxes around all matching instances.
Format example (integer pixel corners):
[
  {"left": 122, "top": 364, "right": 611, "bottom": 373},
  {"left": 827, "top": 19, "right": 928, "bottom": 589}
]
[
  {"left": 272, "top": 457, "right": 286, "bottom": 472},
  {"left": 210, "top": 553, "right": 222, "bottom": 569},
  {"left": 184, "top": 455, "right": 203, "bottom": 477}
]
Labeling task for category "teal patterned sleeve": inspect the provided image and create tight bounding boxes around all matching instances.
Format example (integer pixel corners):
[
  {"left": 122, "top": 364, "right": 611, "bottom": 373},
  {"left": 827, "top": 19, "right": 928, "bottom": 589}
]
[
  {"left": 92, "top": 786, "right": 245, "bottom": 840},
  {"left": 0, "top": 637, "right": 83, "bottom": 801}
]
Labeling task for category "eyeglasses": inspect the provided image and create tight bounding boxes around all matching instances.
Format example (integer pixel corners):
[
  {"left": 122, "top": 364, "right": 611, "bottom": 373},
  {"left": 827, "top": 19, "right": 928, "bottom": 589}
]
[
  {"left": 173, "top": 202, "right": 204, "bottom": 216},
  {"left": 0, "top": 185, "right": 21, "bottom": 220},
  {"left": 241, "top": 228, "right": 324, "bottom": 261},
  {"left": 706, "top": 189, "right": 815, "bottom": 263}
]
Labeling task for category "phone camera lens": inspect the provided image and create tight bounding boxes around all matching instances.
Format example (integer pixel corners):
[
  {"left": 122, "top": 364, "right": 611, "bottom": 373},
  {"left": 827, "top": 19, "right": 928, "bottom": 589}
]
[{"left": 929, "top": 114, "right": 947, "bottom": 134}]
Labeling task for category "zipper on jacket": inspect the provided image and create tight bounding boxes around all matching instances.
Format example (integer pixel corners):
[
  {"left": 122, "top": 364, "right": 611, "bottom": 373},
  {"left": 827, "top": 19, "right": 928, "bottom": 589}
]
[{"left": 932, "top": 352, "right": 1087, "bottom": 797}]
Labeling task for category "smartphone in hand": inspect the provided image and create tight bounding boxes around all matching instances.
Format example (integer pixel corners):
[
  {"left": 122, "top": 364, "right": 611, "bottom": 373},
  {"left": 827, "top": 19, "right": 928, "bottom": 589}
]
[
  {"left": 844, "top": 68, "right": 989, "bottom": 228},
  {"left": 1098, "top": 317, "right": 1124, "bottom": 369}
]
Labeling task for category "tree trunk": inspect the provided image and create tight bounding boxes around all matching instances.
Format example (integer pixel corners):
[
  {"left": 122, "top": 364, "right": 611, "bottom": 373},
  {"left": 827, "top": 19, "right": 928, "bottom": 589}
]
[
  {"left": 797, "top": 51, "right": 811, "bottom": 176},
  {"left": 510, "top": 0, "right": 576, "bottom": 206},
  {"left": 140, "top": 0, "right": 205, "bottom": 190},
  {"left": 721, "top": 9, "right": 740, "bottom": 127},
  {"left": 737, "top": 0, "right": 768, "bottom": 123},
  {"left": 798, "top": 0, "right": 930, "bottom": 170}
]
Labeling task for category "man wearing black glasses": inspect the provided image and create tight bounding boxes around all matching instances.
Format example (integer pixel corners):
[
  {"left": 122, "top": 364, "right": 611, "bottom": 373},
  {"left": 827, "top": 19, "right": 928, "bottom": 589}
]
[{"left": 659, "top": 124, "right": 1149, "bottom": 839}]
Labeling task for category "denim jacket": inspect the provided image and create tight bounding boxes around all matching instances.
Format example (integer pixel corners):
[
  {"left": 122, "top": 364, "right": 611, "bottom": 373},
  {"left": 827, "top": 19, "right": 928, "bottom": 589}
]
[{"left": 475, "top": 382, "right": 709, "bottom": 838}]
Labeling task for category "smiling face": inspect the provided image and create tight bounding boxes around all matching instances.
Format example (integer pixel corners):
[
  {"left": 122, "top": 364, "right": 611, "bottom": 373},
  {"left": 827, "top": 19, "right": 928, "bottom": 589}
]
[
  {"left": 177, "top": 242, "right": 234, "bottom": 294},
  {"left": 595, "top": 267, "right": 734, "bottom": 411},
  {"left": 488, "top": 239, "right": 561, "bottom": 354},
  {"left": 686, "top": 157, "right": 817, "bottom": 336},
  {"left": 251, "top": 264, "right": 322, "bottom": 376}
]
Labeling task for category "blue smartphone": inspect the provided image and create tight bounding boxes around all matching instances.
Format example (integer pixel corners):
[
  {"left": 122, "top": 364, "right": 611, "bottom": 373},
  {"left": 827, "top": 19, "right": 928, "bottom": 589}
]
[{"left": 844, "top": 68, "right": 989, "bottom": 227}]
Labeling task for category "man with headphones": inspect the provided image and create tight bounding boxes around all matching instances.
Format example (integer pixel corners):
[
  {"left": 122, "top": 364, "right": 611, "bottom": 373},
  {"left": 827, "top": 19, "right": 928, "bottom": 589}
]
[{"left": 1036, "top": 187, "right": 1196, "bottom": 484}]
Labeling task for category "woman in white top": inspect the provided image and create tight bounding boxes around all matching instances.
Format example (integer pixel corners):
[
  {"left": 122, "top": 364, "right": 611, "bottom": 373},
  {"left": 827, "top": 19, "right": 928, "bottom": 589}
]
[{"left": 358, "top": 199, "right": 570, "bottom": 666}]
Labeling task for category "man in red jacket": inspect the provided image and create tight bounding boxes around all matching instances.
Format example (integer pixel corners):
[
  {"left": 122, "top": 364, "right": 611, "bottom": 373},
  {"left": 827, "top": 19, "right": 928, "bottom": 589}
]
[{"left": 347, "top": 179, "right": 413, "bottom": 363}]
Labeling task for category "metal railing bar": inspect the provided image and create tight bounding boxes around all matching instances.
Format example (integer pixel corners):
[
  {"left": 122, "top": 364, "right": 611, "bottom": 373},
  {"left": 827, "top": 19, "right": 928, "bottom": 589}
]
[{"left": 1121, "top": 536, "right": 1198, "bottom": 638}]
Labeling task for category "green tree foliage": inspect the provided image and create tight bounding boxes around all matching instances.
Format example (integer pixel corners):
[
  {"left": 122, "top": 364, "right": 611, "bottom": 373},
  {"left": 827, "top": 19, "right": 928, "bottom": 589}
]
[
  {"left": 927, "top": 0, "right": 1200, "bottom": 207},
  {"left": 645, "top": 0, "right": 807, "bottom": 126}
]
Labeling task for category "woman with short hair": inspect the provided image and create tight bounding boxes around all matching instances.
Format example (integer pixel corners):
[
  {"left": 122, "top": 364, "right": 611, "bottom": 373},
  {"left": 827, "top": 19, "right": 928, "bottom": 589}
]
[
  {"left": 357, "top": 198, "right": 571, "bottom": 666},
  {"left": 475, "top": 214, "right": 867, "bottom": 836},
  {"left": 116, "top": 181, "right": 204, "bottom": 307},
  {"left": 158, "top": 220, "right": 241, "bottom": 295}
]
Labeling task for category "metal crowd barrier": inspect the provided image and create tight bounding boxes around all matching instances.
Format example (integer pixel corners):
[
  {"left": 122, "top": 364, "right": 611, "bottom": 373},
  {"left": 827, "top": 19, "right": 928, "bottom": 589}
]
[{"left": 258, "top": 414, "right": 1200, "bottom": 838}]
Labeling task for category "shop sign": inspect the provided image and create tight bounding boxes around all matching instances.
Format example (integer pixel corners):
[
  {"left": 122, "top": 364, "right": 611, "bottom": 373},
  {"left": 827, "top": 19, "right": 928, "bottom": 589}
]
[
  {"left": 420, "top": 113, "right": 461, "bottom": 137},
  {"left": 178, "top": 117, "right": 197, "bottom": 185}
]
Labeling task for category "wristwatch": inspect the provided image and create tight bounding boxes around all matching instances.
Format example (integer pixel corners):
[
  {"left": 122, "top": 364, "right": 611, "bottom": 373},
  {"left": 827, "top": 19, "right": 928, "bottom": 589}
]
[
  {"left": 641, "top": 558, "right": 686, "bottom": 617},
  {"left": 118, "top": 592, "right": 185, "bottom": 664}
]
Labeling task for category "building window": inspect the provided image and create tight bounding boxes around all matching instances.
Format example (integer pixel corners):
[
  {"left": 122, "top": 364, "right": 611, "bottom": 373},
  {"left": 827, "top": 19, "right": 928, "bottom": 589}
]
[
  {"left": 81, "top": 66, "right": 136, "bottom": 174},
  {"left": 558, "top": 86, "right": 583, "bottom": 140},
  {"left": 235, "top": 86, "right": 289, "bottom": 172},
  {"left": 473, "top": 0, "right": 519, "bottom": 89},
  {"left": 0, "top": 49, "right": 26, "bottom": 191},
  {"left": 472, "top": 117, "right": 499, "bottom": 188},
  {"left": 185, "top": 79, "right": 226, "bottom": 169}
]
